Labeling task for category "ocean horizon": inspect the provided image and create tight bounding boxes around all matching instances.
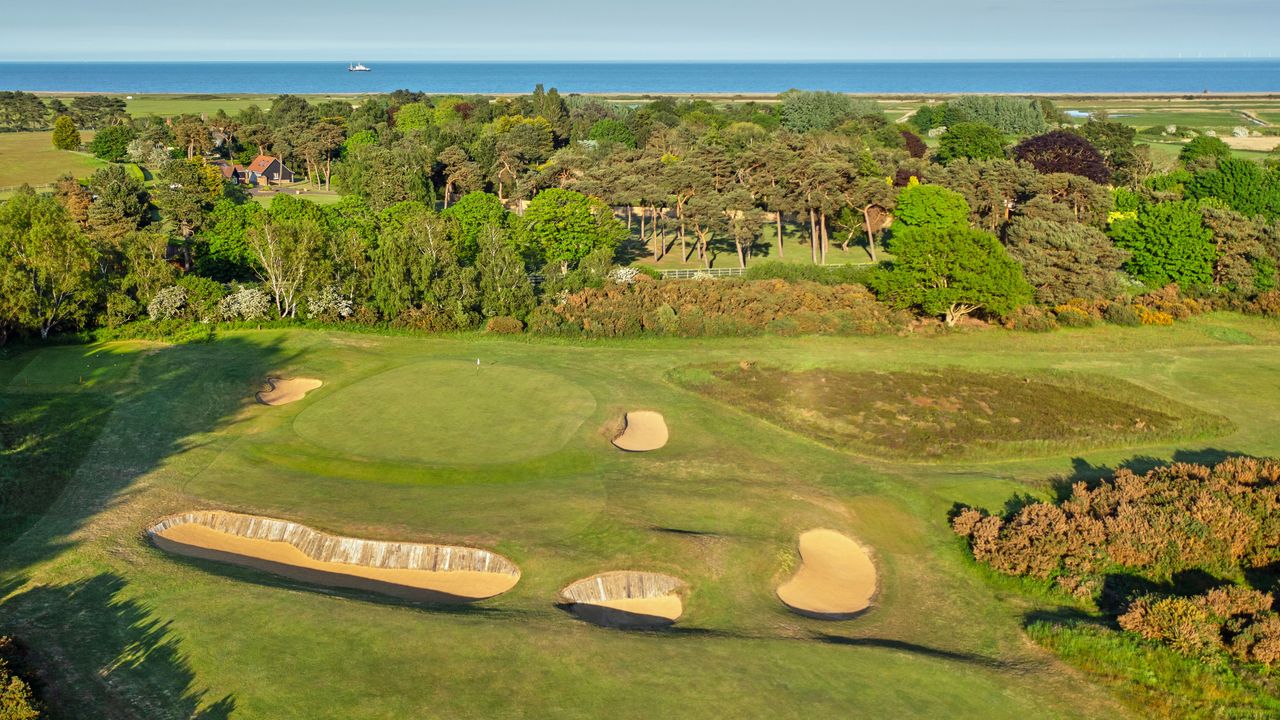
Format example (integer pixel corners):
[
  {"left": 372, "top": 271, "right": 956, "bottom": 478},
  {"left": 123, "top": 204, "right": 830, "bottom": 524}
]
[{"left": 1, "top": 60, "right": 1278, "bottom": 95}]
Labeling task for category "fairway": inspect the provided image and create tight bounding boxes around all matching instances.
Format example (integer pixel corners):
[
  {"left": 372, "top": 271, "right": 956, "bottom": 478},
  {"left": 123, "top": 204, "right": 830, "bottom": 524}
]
[
  {"left": 0, "top": 130, "right": 105, "bottom": 189},
  {"left": 4, "top": 315, "right": 1280, "bottom": 718},
  {"left": 293, "top": 359, "right": 597, "bottom": 465}
]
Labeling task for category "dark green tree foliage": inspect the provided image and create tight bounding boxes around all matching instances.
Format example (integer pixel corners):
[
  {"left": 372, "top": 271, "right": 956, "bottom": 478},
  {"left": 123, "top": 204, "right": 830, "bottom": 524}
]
[
  {"left": 51, "top": 115, "right": 80, "bottom": 150},
  {"left": 894, "top": 183, "right": 972, "bottom": 229},
  {"left": 909, "top": 104, "right": 947, "bottom": 132},
  {"left": 1012, "top": 131, "right": 1111, "bottom": 184},
  {"left": 588, "top": 119, "right": 637, "bottom": 148},
  {"left": 1109, "top": 200, "right": 1215, "bottom": 288},
  {"left": 441, "top": 191, "right": 508, "bottom": 263},
  {"left": 85, "top": 165, "right": 148, "bottom": 242},
  {"left": 1186, "top": 157, "right": 1280, "bottom": 221},
  {"left": 88, "top": 125, "right": 137, "bottom": 162},
  {"left": 878, "top": 225, "right": 1033, "bottom": 325},
  {"left": 1180, "top": 135, "right": 1232, "bottom": 166},
  {"left": 336, "top": 144, "right": 432, "bottom": 211},
  {"left": 1004, "top": 216, "right": 1130, "bottom": 304},
  {"left": 0, "top": 91, "right": 49, "bottom": 131},
  {"left": 370, "top": 207, "right": 478, "bottom": 327},
  {"left": 936, "top": 123, "right": 1006, "bottom": 164},
  {"left": 1079, "top": 120, "right": 1143, "bottom": 186},
  {"left": 517, "top": 188, "right": 626, "bottom": 270},
  {"left": 944, "top": 96, "right": 1048, "bottom": 135},
  {"left": 1202, "top": 207, "right": 1278, "bottom": 294},
  {"left": 777, "top": 90, "right": 879, "bottom": 133},
  {"left": 474, "top": 226, "right": 535, "bottom": 320},
  {"left": 68, "top": 96, "right": 126, "bottom": 128},
  {"left": 197, "top": 200, "right": 267, "bottom": 280}
]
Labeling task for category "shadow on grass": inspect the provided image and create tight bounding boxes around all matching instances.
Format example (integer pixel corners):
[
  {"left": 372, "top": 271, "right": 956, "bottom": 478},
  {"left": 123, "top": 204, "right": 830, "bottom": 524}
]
[
  {"left": 810, "top": 633, "right": 1021, "bottom": 669},
  {"left": 0, "top": 334, "right": 299, "bottom": 717},
  {"left": 4, "top": 574, "right": 235, "bottom": 719},
  {"left": 1054, "top": 450, "right": 1263, "bottom": 502}
]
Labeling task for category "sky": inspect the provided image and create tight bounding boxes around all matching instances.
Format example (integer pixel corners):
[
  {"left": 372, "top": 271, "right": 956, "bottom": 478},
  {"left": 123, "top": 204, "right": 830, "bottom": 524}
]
[{"left": 1, "top": 0, "right": 1277, "bottom": 61}]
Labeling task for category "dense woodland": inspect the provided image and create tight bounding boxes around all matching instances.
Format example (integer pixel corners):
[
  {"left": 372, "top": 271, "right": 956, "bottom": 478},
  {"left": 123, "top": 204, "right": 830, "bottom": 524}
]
[{"left": 2, "top": 87, "right": 1280, "bottom": 343}]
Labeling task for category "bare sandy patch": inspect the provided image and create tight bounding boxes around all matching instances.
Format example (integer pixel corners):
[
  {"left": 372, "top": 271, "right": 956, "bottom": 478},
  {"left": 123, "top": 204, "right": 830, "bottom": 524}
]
[
  {"left": 1221, "top": 136, "right": 1280, "bottom": 152},
  {"left": 559, "top": 571, "right": 685, "bottom": 627},
  {"left": 148, "top": 510, "right": 520, "bottom": 603},
  {"left": 611, "top": 411, "right": 669, "bottom": 452},
  {"left": 256, "top": 377, "right": 323, "bottom": 406},
  {"left": 777, "top": 529, "right": 876, "bottom": 619}
]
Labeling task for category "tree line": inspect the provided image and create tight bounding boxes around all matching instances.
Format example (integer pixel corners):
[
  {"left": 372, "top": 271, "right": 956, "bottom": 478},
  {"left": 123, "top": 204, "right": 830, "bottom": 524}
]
[{"left": 3, "top": 86, "right": 1280, "bottom": 342}]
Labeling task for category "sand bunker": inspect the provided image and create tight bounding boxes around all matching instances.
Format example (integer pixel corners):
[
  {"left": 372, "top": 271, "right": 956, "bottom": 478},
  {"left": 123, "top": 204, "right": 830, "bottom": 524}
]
[
  {"left": 147, "top": 510, "right": 520, "bottom": 603},
  {"left": 559, "top": 571, "right": 685, "bottom": 627},
  {"left": 777, "top": 529, "right": 876, "bottom": 619},
  {"left": 612, "top": 411, "right": 669, "bottom": 452},
  {"left": 256, "top": 377, "right": 323, "bottom": 406}
]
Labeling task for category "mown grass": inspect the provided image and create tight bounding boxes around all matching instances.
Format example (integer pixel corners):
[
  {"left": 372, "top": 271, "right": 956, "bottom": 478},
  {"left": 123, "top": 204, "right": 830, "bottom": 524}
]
[
  {"left": 670, "top": 363, "right": 1231, "bottom": 462},
  {"left": 1, "top": 316, "right": 1279, "bottom": 718},
  {"left": 0, "top": 131, "right": 105, "bottom": 189}
]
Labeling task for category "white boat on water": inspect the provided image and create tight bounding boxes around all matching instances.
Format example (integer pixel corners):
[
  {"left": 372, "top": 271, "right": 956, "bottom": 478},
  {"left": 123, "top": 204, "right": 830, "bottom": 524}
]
[{"left": 348, "top": 63, "right": 371, "bottom": 72}]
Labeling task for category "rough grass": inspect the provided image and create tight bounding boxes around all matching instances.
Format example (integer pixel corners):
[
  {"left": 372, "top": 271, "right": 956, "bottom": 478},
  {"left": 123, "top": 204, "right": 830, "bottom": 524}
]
[
  {"left": 671, "top": 364, "right": 1231, "bottom": 462},
  {"left": 0, "top": 131, "right": 106, "bottom": 189}
]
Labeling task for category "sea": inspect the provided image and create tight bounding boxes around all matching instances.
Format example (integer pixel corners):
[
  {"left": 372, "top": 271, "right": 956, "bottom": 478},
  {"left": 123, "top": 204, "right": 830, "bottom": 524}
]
[{"left": 1, "top": 60, "right": 1278, "bottom": 95}]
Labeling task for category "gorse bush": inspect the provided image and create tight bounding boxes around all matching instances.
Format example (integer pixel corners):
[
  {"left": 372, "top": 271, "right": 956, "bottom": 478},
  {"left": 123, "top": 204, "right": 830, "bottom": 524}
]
[{"left": 529, "top": 277, "right": 907, "bottom": 338}]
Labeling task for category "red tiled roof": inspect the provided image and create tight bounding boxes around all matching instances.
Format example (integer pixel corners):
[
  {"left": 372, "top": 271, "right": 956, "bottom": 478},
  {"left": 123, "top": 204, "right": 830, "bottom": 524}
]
[{"left": 246, "top": 155, "right": 276, "bottom": 174}]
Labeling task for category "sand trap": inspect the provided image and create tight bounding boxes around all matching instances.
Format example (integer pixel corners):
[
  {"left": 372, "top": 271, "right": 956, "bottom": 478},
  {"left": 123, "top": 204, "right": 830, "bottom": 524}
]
[
  {"left": 147, "top": 510, "right": 520, "bottom": 603},
  {"left": 777, "top": 529, "right": 876, "bottom": 619},
  {"left": 612, "top": 411, "right": 669, "bottom": 452},
  {"left": 559, "top": 571, "right": 685, "bottom": 627},
  {"left": 256, "top": 377, "right": 322, "bottom": 406}
]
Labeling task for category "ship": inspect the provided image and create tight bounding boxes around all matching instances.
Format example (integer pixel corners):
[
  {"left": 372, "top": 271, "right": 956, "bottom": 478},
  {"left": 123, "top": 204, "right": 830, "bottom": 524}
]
[{"left": 348, "top": 63, "right": 371, "bottom": 72}]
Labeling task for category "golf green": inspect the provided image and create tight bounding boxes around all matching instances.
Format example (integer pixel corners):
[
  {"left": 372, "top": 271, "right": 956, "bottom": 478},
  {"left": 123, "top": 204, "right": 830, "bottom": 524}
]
[{"left": 292, "top": 359, "right": 596, "bottom": 465}]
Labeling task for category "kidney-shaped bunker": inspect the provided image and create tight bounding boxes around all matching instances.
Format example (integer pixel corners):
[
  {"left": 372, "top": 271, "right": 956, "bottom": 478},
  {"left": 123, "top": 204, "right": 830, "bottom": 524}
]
[
  {"left": 256, "top": 377, "right": 323, "bottom": 406},
  {"left": 611, "top": 411, "right": 669, "bottom": 452},
  {"left": 147, "top": 510, "right": 520, "bottom": 603},
  {"left": 777, "top": 528, "right": 876, "bottom": 619},
  {"left": 559, "top": 571, "right": 685, "bottom": 628}
]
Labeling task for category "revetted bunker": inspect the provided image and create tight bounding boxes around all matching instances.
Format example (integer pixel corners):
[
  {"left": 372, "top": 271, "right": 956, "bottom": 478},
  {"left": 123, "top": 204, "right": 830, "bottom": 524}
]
[
  {"left": 611, "top": 411, "right": 669, "bottom": 452},
  {"left": 777, "top": 529, "right": 876, "bottom": 619},
  {"left": 147, "top": 510, "right": 520, "bottom": 603},
  {"left": 559, "top": 571, "right": 685, "bottom": 628},
  {"left": 256, "top": 377, "right": 323, "bottom": 406}
]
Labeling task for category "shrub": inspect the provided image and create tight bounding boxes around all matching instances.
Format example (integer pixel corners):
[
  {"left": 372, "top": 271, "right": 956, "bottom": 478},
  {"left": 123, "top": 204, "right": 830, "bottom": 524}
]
[
  {"left": 1136, "top": 306, "right": 1175, "bottom": 326},
  {"left": 1053, "top": 304, "right": 1098, "bottom": 328},
  {"left": 103, "top": 291, "right": 142, "bottom": 328},
  {"left": 1135, "top": 284, "right": 1208, "bottom": 320},
  {"left": 531, "top": 278, "right": 906, "bottom": 338},
  {"left": 147, "top": 286, "right": 188, "bottom": 321},
  {"left": 0, "top": 637, "right": 40, "bottom": 720},
  {"left": 305, "top": 286, "right": 354, "bottom": 322},
  {"left": 1249, "top": 290, "right": 1280, "bottom": 317},
  {"left": 484, "top": 316, "right": 525, "bottom": 334},
  {"left": 219, "top": 286, "right": 271, "bottom": 321},
  {"left": 1004, "top": 306, "right": 1058, "bottom": 332},
  {"left": 175, "top": 275, "right": 227, "bottom": 322},
  {"left": 51, "top": 115, "right": 80, "bottom": 150},
  {"left": 1102, "top": 302, "right": 1142, "bottom": 327}
]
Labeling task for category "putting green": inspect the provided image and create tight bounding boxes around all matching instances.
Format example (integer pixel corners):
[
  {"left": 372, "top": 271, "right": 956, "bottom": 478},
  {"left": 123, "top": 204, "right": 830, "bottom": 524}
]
[{"left": 293, "top": 360, "right": 596, "bottom": 465}]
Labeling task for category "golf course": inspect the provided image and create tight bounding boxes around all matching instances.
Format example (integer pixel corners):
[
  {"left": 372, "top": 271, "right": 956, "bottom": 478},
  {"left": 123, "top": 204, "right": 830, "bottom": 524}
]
[{"left": 3, "top": 313, "right": 1279, "bottom": 718}]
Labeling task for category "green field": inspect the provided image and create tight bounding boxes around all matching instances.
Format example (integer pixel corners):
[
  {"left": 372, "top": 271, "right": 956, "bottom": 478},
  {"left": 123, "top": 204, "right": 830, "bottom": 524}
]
[
  {"left": 3, "top": 313, "right": 1280, "bottom": 718},
  {"left": 0, "top": 130, "right": 105, "bottom": 190}
]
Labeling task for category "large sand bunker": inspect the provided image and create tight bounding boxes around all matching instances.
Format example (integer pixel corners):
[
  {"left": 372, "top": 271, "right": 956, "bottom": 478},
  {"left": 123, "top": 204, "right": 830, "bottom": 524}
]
[
  {"left": 777, "top": 529, "right": 876, "bottom": 619},
  {"left": 147, "top": 510, "right": 520, "bottom": 603},
  {"left": 611, "top": 411, "right": 669, "bottom": 452},
  {"left": 256, "top": 377, "right": 323, "bottom": 406},
  {"left": 559, "top": 571, "right": 685, "bottom": 627}
]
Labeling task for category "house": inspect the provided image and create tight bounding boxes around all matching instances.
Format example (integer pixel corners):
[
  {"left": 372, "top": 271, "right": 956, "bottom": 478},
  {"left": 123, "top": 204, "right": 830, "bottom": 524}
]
[
  {"left": 211, "top": 160, "right": 244, "bottom": 184},
  {"left": 244, "top": 155, "right": 295, "bottom": 184}
]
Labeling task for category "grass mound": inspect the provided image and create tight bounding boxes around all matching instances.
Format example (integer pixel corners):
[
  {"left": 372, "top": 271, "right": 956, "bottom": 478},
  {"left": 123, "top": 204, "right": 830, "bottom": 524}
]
[
  {"left": 672, "top": 364, "right": 1231, "bottom": 461},
  {"left": 293, "top": 360, "right": 595, "bottom": 465}
]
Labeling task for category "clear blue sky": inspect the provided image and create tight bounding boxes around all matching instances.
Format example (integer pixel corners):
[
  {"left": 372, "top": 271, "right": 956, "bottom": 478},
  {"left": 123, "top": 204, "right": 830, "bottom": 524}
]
[{"left": 2, "top": 0, "right": 1277, "bottom": 61}]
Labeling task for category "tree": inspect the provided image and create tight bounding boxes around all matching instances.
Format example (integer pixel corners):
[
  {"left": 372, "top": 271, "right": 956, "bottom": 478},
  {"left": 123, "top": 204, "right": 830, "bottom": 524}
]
[
  {"left": 89, "top": 125, "right": 136, "bottom": 162},
  {"left": 153, "top": 160, "right": 222, "bottom": 267},
  {"left": 474, "top": 225, "right": 535, "bottom": 319},
  {"left": 172, "top": 116, "right": 213, "bottom": 159},
  {"left": 0, "top": 91, "right": 49, "bottom": 131},
  {"left": 245, "top": 218, "right": 321, "bottom": 318},
  {"left": 944, "top": 96, "right": 1047, "bottom": 135},
  {"left": 1004, "top": 217, "right": 1130, "bottom": 304},
  {"left": 86, "top": 164, "right": 148, "bottom": 244},
  {"left": 51, "top": 115, "right": 80, "bottom": 150},
  {"left": 0, "top": 189, "right": 99, "bottom": 339},
  {"left": 1013, "top": 131, "right": 1111, "bottom": 184},
  {"left": 394, "top": 102, "right": 433, "bottom": 131},
  {"left": 1187, "top": 157, "right": 1280, "bottom": 221},
  {"left": 878, "top": 225, "right": 1033, "bottom": 326},
  {"left": 370, "top": 209, "right": 479, "bottom": 326},
  {"left": 442, "top": 191, "right": 508, "bottom": 263},
  {"left": 1181, "top": 135, "right": 1232, "bottom": 166},
  {"left": 438, "top": 145, "right": 481, "bottom": 208},
  {"left": 1109, "top": 200, "right": 1215, "bottom": 288},
  {"left": 894, "top": 182, "right": 972, "bottom": 229},
  {"left": 1080, "top": 119, "right": 1145, "bottom": 186},
  {"left": 778, "top": 90, "right": 879, "bottom": 133},
  {"left": 588, "top": 119, "right": 637, "bottom": 148},
  {"left": 517, "top": 188, "right": 626, "bottom": 270},
  {"left": 936, "top": 123, "right": 1006, "bottom": 164}
]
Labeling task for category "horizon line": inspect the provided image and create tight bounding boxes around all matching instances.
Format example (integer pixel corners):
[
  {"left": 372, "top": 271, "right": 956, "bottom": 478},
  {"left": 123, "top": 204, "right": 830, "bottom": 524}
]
[{"left": 2, "top": 57, "right": 1276, "bottom": 64}]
